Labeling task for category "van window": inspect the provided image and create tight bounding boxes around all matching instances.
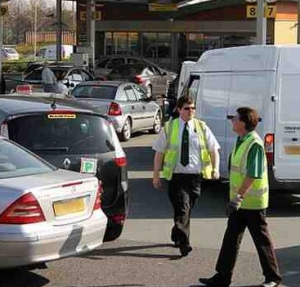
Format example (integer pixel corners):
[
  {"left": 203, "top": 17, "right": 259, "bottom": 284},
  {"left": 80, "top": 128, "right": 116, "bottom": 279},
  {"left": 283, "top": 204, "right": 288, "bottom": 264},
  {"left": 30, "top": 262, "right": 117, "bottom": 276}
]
[
  {"left": 181, "top": 75, "right": 200, "bottom": 104},
  {"left": 8, "top": 114, "right": 115, "bottom": 154}
]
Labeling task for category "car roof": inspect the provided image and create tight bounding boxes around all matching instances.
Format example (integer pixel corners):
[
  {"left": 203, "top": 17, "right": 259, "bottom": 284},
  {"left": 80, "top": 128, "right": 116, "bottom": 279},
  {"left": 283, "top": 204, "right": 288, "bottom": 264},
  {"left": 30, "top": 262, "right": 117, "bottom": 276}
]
[{"left": 0, "top": 94, "right": 106, "bottom": 117}]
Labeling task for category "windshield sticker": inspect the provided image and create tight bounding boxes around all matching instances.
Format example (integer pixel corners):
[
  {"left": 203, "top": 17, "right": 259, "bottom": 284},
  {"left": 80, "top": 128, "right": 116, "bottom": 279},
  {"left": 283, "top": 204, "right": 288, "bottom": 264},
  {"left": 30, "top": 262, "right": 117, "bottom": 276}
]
[
  {"left": 48, "top": 114, "right": 76, "bottom": 119},
  {"left": 80, "top": 158, "right": 98, "bottom": 174}
]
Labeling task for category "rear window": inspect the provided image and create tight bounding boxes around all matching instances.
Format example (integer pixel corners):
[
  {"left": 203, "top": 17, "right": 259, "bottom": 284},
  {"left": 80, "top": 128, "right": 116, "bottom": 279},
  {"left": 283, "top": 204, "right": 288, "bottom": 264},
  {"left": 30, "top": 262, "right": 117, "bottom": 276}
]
[
  {"left": 110, "top": 65, "right": 144, "bottom": 76},
  {"left": 0, "top": 139, "right": 54, "bottom": 179},
  {"left": 8, "top": 113, "right": 115, "bottom": 155},
  {"left": 72, "top": 85, "right": 117, "bottom": 100}
]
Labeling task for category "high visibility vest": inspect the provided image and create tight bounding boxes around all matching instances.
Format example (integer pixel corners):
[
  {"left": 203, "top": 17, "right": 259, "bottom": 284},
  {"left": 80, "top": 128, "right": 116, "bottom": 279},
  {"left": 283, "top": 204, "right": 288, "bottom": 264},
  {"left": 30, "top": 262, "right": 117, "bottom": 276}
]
[
  {"left": 162, "top": 118, "right": 212, "bottom": 180},
  {"left": 230, "top": 131, "right": 269, "bottom": 210}
]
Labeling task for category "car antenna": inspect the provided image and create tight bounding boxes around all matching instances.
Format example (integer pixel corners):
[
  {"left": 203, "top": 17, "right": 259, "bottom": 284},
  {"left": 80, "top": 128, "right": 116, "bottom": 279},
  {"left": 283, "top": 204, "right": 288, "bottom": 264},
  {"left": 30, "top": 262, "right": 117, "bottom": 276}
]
[{"left": 51, "top": 96, "right": 57, "bottom": 110}]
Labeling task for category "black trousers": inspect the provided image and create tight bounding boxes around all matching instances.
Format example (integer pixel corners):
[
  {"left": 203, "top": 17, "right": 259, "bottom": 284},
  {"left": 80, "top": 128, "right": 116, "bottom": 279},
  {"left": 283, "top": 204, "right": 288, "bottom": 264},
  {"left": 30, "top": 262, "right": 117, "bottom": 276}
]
[
  {"left": 216, "top": 209, "right": 282, "bottom": 284},
  {"left": 168, "top": 173, "right": 202, "bottom": 248}
]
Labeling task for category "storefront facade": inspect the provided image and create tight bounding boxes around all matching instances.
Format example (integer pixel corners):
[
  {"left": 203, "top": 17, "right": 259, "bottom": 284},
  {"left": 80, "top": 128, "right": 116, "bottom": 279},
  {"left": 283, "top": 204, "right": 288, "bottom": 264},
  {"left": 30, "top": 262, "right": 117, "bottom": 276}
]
[{"left": 76, "top": 0, "right": 298, "bottom": 72}]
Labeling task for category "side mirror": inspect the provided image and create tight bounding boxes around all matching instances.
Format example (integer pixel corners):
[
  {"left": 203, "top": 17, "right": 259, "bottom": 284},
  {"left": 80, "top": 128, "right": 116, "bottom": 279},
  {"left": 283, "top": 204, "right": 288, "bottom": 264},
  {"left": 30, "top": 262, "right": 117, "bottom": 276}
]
[{"left": 63, "top": 80, "right": 70, "bottom": 88}]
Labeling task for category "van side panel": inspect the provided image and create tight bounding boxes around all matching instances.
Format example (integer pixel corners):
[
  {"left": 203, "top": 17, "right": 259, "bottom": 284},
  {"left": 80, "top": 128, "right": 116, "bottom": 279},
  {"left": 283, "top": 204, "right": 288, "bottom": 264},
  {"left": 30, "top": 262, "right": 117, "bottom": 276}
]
[
  {"left": 196, "top": 73, "right": 230, "bottom": 177},
  {"left": 274, "top": 47, "right": 300, "bottom": 181}
]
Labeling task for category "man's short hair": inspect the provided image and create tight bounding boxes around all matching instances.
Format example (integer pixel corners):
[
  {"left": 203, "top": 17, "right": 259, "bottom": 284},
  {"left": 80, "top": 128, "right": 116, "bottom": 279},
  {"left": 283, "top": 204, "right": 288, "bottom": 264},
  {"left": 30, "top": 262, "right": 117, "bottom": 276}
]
[
  {"left": 177, "top": 95, "right": 194, "bottom": 109},
  {"left": 237, "top": 107, "right": 259, "bottom": 131}
]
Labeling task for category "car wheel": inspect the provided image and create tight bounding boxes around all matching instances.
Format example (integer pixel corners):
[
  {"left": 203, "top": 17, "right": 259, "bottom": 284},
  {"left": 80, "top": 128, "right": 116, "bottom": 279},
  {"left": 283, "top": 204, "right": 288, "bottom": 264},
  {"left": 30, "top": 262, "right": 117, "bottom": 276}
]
[
  {"left": 146, "top": 85, "right": 152, "bottom": 98},
  {"left": 120, "top": 118, "right": 131, "bottom": 141},
  {"left": 150, "top": 113, "right": 161, "bottom": 134}
]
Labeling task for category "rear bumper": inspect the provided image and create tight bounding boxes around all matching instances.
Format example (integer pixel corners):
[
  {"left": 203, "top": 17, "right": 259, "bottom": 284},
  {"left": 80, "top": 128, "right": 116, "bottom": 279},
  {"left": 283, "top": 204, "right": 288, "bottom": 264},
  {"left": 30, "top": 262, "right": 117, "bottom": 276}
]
[
  {"left": 0, "top": 210, "right": 107, "bottom": 269},
  {"left": 107, "top": 116, "right": 125, "bottom": 133},
  {"left": 269, "top": 167, "right": 300, "bottom": 193}
]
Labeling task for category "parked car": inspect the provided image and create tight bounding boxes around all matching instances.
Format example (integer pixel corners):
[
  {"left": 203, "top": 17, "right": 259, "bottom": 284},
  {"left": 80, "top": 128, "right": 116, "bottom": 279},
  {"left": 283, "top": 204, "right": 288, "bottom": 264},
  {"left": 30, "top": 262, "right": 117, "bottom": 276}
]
[
  {"left": 0, "top": 136, "right": 107, "bottom": 269},
  {"left": 22, "top": 63, "right": 94, "bottom": 93},
  {"left": 106, "top": 63, "right": 177, "bottom": 98},
  {"left": 94, "top": 55, "right": 151, "bottom": 78},
  {"left": 1, "top": 47, "right": 19, "bottom": 61},
  {"left": 71, "top": 81, "right": 162, "bottom": 141},
  {"left": 0, "top": 94, "right": 129, "bottom": 242}
]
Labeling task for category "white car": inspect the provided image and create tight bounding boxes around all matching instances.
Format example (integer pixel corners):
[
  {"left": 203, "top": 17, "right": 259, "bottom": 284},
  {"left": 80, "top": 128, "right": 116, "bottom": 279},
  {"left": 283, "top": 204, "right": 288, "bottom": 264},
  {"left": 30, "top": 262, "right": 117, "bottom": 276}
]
[
  {"left": 1, "top": 47, "right": 19, "bottom": 61},
  {"left": 0, "top": 137, "right": 107, "bottom": 269}
]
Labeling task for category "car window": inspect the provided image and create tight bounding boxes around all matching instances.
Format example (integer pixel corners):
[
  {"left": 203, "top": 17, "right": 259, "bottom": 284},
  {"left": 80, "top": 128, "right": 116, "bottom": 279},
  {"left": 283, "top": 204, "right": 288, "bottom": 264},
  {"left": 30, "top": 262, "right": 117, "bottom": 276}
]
[
  {"left": 72, "top": 85, "right": 117, "bottom": 100},
  {"left": 96, "top": 58, "right": 110, "bottom": 68},
  {"left": 124, "top": 86, "right": 137, "bottom": 101},
  {"left": 80, "top": 70, "right": 94, "bottom": 81},
  {"left": 0, "top": 139, "right": 54, "bottom": 179},
  {"left": 24, "top": 69, "right": 42, "bottom": 81},
  {"left": 151, "top": 65, "right": 161, "bottom": 75},
  {"left": 132, "top": 84, "right": 148, "bottom": 100},
  {"left": 68, "top": 70, "right": 83, "bottom": 81},
  {"left": 8, "top": 114, "right": 115, "bottom": 154},
  {"left": 107, "top": 58, "right": 125, "bottom": 69}
]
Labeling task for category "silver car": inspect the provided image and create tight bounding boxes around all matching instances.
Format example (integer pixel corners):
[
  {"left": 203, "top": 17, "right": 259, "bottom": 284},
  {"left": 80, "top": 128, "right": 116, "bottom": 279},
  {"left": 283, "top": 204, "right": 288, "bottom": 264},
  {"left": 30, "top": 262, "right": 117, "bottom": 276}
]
[
  {"left": 71, "top": 81, "right": 162, "bottom": 141},
  {"left": 0, "top": 137, "right": 107, "bottom": 269}
]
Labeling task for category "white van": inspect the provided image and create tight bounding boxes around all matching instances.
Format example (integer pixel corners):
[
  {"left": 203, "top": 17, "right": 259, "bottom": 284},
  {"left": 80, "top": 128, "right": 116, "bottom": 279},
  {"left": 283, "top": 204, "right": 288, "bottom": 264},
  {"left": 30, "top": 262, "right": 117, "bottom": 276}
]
[
  {"left": 37, "top": 45, "right": 74, "bottom": 60},
  {"left": 177, "top": 60, "right": 196, "bottom": 96},
  {"left": 181, "top": 45, "right": 300, "bottom": 194}
]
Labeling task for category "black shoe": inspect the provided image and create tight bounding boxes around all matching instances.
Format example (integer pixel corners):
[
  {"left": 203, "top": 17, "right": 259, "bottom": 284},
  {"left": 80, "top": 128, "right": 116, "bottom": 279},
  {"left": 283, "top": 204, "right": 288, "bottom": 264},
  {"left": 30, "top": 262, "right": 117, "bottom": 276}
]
[
  {"left": 199, "top": 273, "right": 230, "bottom": 287},
  {"left": 180, "top": 245, "right": 192, "bottom": 257}
]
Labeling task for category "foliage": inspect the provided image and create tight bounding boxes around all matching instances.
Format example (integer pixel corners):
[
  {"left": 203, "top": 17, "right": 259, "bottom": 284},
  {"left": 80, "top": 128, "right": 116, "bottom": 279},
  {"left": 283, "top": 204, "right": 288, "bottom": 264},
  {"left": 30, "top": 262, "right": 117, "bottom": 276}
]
[{"left": 2, "top": 60, "right": 29, "bottom": 73}]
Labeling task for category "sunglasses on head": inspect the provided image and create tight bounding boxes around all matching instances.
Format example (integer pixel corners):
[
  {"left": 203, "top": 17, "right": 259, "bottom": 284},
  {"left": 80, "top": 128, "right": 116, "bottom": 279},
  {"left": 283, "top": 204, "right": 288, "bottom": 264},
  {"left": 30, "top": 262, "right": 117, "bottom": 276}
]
[
  {"left": 183, "top": 107, "right": 196, "bottom": 111},
  {"left": 226, "top": 115, "right": 262, "bottom": 122}
]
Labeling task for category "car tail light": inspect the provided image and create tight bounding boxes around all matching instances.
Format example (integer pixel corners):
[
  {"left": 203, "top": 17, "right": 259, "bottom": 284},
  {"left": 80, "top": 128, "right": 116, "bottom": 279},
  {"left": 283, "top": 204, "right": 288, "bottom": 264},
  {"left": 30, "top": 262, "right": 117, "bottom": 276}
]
[
  {"left": 0, "top": 122, "right": 8, "bottom": 138},
  {"left": 135, "top": 75, "right": 143, "bottom": 84},
  {"left": 16, "top": 85, "right": 33, "bottom": 95},
  {"left": 114, "top": 156, "right": 127, "bottom": 167},
  {"left": 93, "top": 181, "right": 103, "bottom": 211},
  {"left": 108, "top": 102, "right": 122, "bottom": 116},
  {"left": 110, "top": 213, "right": 126, "bottom": 225},
  {"left": 0, "top": 193, "right": 46, "bottom": 224},
  {"left": 264, "top": 133, "right": 274, "bottom": 165}
]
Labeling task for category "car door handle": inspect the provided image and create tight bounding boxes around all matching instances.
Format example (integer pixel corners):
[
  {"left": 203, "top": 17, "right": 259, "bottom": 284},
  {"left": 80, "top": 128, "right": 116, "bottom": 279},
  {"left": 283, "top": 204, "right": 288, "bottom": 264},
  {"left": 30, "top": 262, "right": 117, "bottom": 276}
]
[
  {"left": 142, "top": 106, "right": 145, "bottom": 110},
  {"left": 131, "top": 106, "right": 135, "bottom": 110}
]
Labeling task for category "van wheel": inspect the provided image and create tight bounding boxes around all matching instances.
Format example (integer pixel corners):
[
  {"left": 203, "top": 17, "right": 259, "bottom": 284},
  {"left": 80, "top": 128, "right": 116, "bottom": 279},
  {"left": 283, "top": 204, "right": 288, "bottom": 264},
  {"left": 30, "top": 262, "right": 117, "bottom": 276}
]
[
  {"left": 120, "top": 118, "right": 131, "bottom": 141},
  {"left": 150, "top": 113, "right": 161, "bottom": 134}
]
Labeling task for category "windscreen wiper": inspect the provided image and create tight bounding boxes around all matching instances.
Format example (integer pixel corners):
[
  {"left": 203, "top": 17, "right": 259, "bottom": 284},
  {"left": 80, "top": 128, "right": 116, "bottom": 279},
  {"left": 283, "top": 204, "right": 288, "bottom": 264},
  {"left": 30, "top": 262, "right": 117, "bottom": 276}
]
[{"left": 31, "top": 147, "right": 69, "bottom": 152}]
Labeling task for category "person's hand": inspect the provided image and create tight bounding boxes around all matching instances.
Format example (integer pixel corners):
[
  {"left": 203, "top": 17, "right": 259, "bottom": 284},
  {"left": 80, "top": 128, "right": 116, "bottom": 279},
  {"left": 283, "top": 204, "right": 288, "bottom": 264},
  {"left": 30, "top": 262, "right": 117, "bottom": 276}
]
[
  {"left": 227, "top": 194, "right": 243, "bottom": 215},
  {"left": 211, "top": 169, "right": 220, "bottom": 180},
  {"left": 153, "top": 173, "right": 162, "bottom": 190}
]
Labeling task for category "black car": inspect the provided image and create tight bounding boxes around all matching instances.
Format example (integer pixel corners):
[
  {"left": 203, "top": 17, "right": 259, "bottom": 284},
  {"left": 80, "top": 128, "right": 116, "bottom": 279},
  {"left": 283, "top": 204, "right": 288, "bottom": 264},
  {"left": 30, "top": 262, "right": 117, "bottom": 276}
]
[{"left": 0, "top": 94, "right": 129, "bottom": 241}]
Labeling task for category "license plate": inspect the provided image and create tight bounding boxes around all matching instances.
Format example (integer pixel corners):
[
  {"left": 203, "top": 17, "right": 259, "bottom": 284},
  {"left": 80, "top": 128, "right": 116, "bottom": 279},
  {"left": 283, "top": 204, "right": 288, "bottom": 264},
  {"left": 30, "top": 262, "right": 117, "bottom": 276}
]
[
  {"left": 284, "top": 145, "right": 300, "bottom": 155},
  {"left": 53, "top": 197, "right": 86, "bottom": 216}
]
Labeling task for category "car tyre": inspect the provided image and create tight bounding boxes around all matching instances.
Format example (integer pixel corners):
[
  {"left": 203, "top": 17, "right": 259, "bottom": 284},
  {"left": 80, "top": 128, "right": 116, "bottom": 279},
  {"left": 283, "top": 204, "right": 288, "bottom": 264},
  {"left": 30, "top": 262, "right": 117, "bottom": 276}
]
[
  {"left": 120, "top": 118, "right": 131, "bottom": 141},
  {"left": 150, "top": 113, "right": 161, "bottom": 134}
]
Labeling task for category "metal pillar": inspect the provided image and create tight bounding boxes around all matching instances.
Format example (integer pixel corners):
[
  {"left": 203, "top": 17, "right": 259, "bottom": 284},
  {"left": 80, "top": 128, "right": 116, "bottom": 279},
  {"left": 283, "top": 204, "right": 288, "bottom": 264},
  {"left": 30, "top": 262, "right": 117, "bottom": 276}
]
[
  {"left": 298, "top": 0, "right": 300, "bottom": 43},
  {"left": 256, "top": 0, "right": 266, "bottom": 45},
  {"left": 56, "top": 0, "right": 62, "bottom": 61}
]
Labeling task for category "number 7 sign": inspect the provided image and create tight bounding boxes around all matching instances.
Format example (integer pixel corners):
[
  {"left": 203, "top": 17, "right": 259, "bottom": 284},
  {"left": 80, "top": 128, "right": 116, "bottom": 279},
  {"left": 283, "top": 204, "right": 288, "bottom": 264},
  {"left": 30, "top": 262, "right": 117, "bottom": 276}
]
[{"left": 246, "top": 5, "right": 276, "bottom": 18}]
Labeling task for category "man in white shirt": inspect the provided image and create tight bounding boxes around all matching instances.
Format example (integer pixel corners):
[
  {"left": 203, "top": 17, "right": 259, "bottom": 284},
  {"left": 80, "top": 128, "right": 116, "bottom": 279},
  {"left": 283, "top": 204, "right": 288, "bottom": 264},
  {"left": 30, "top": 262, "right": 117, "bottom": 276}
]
[
  {"left": 152, "top": 95, "right": 220, "bottom": 257},
  {"left": 41, "top": 61, "right": 57, "bottom": 92}
]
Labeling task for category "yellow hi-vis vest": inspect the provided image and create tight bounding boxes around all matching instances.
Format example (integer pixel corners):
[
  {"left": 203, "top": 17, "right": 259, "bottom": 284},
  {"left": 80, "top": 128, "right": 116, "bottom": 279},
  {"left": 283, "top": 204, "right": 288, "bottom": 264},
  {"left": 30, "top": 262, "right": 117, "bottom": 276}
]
[
  {"left": 230, "top": 131, "right": 269, "bottom": 210},
  {"left": 162, "top": 118, "right": 212, "bottom": 181}
]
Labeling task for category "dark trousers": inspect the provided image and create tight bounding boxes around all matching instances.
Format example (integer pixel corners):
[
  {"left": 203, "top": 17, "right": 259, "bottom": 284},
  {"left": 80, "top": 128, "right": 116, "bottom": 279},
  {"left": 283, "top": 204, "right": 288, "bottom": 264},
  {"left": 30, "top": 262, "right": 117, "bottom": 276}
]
[
  {"left": 216, "top": 209, "right": 282, "bottom": 284},
  {"left": 168, "top": 173, "right": 201, "bottom": 248}
]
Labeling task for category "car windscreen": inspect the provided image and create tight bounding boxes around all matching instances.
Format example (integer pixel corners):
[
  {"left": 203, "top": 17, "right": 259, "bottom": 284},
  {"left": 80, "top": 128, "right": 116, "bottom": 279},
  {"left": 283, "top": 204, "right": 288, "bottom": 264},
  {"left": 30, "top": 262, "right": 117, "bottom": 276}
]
[
  {"left": 0, "top": 139, "right": 55, "bottom": 179},
  {"left": 8, "top": 113, "right": 115, "bottom": 155},
  {"left": 72, "top": 85, "right": 117, "bottom": 100},
  {"left": 25, "top": 67, "right": 69, "bottom": 81},
  {"left": 110, "top": 65, "right": 144, "bottom": 76}
]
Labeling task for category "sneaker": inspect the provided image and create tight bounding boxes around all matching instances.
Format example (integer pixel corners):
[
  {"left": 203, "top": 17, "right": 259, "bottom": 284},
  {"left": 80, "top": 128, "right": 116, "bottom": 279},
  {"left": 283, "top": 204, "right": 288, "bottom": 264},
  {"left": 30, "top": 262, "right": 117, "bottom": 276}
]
[
  {"left": 260, "top": 281, "right": 280, "bottom": 287},
  {"left": 199, "top": 273, "right": 230, "bottom": 287}
]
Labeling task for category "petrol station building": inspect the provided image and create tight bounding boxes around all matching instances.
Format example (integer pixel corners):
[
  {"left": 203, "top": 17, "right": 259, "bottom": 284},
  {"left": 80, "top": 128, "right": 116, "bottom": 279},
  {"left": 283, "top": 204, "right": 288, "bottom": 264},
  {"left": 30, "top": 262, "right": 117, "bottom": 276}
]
[{"left": 73, "top": 0, "right": 300, "bottom": 72}]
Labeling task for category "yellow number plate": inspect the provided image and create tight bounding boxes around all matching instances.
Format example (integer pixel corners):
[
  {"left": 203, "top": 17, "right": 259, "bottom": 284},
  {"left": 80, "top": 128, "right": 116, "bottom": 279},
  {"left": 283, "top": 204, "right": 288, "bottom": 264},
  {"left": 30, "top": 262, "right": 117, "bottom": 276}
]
[
  {"left": 53, "top": 197, "right": 86, "bottom": 216},
  {"left": 284, "top": 145, "right": 300, "bottom": 155}
]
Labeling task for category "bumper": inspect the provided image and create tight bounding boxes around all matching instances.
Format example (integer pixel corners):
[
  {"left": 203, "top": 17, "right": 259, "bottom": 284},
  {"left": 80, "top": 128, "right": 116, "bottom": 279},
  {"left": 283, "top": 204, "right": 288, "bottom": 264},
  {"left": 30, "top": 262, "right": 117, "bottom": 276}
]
[
  {"left": 107, "top": 116, "right": 125, "bottom": 133},
  {"left": 269, "top": 167, "right": 300, "bottom": 193},
  {"left": 0, "top": 210, "right": 107, "bottom": 268}
]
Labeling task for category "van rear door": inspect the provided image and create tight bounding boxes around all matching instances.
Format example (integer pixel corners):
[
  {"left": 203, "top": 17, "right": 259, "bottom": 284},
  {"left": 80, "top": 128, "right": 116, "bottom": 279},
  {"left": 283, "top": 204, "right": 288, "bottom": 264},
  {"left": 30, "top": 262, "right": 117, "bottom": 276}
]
[{"left": 274, "top": 49, "right": 300, "bottom": 181}]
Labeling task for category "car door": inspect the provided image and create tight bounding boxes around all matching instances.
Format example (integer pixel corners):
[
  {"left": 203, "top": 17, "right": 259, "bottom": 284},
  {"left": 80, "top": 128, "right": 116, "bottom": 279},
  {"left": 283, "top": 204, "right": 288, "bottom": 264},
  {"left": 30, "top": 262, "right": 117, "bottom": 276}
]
[
  {"left": 148, "top": 65, "right": 167, "bottom": 96},
  {"left": 123, "top": 85, "right": 141, "bottom": 131},
  {"left": 132, "top": 84, "right": 154, "bottom": 128}
]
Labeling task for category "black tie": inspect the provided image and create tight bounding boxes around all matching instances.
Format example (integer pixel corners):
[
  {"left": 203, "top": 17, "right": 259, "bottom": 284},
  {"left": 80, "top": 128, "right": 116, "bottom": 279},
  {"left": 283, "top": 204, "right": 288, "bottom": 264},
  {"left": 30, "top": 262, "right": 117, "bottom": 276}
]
[{"left": 181, "top": 122, "right": 189, "bottom": 166}]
